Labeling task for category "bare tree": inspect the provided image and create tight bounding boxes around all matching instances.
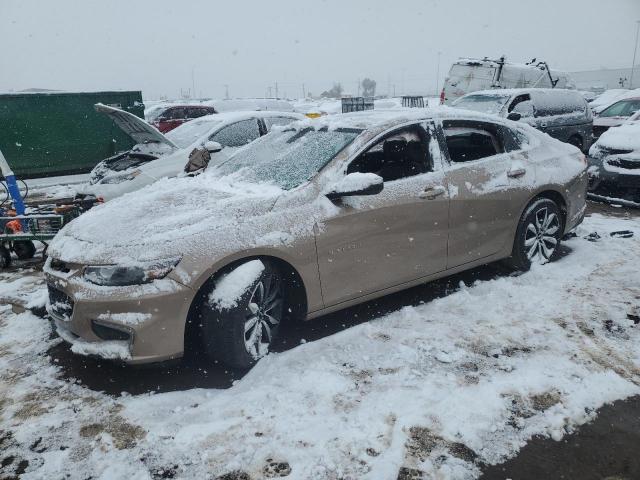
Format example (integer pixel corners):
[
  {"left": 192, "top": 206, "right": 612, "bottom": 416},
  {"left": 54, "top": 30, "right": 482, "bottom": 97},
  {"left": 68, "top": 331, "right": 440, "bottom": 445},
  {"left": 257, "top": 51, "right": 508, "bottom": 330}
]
[
  {"left": 320, "top": 83, "right": 343, "bottom": 98},
  {"left": 361, "top": 78, "right": 376, "bottom": 97}
]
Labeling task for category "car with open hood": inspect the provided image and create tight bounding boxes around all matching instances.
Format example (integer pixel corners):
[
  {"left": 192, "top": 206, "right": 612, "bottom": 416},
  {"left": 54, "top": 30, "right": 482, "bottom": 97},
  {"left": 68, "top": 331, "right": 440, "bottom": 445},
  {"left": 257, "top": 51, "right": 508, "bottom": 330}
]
[
  {"left": 82, "top": 105, "right": 303, "bottom": 200},
  {"left": 45, "top": 108, "right": 588, "bottom": 369}
]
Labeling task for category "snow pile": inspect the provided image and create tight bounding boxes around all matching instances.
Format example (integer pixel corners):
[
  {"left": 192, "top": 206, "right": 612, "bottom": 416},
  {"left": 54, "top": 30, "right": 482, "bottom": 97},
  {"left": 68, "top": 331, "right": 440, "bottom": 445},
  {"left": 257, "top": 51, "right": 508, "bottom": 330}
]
[
  {"left": 1, "top": 213, "right": 640, "bottom": 479},
  {"left": 208, "top": 259, "right": 264, "bottom": 310}
]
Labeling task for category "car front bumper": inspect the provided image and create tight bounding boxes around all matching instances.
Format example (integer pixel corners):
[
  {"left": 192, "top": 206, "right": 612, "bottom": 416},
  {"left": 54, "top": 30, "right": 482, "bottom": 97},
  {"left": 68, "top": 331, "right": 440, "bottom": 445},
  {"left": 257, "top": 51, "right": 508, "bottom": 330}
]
[
  {"left": 587, "top": 155, "right": 640, "bottom": 204},
  {"left": 45, "top": 260, "right": 194, "bottom": 365}
]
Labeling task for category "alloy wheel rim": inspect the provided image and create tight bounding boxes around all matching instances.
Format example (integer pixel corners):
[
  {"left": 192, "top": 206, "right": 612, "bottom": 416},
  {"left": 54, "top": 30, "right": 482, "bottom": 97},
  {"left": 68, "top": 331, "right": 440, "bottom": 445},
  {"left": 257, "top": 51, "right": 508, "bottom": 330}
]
[
  {"left": 243, "top": 275, "right": 282, "bottom": 359},
  {"left": 524, "top": 207, "right": 560, "bottom": 264}
]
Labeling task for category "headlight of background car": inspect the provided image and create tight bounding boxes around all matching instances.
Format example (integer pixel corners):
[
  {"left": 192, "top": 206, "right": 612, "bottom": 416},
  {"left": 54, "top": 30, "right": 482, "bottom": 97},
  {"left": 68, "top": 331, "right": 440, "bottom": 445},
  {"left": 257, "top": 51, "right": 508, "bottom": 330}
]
[
  {"left": 83, "top": 257, "right": 181, "bottom": 286},
  {"left": 100, "top": 169, "right": 142, "bottom": 185}
]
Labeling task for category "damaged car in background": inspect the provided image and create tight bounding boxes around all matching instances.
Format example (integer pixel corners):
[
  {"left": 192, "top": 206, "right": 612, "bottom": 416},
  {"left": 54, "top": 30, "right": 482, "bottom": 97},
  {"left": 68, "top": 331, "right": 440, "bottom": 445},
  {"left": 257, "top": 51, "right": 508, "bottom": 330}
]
[
  {"left": 588, "top": 118, "right": 640, "bottom": 206},
  {"left": 44, "top": 108, "right": 588, "bottom": 370},
  {"left": 82, "top": 104, "right": 303, "bottom": 200}
]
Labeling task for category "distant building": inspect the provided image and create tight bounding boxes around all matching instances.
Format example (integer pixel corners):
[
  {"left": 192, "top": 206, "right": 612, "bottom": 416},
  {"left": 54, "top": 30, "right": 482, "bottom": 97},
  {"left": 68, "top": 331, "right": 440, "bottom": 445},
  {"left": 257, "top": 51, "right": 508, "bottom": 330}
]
[{"left": 570, "top": 66, "right": 640, "bottom": 91}]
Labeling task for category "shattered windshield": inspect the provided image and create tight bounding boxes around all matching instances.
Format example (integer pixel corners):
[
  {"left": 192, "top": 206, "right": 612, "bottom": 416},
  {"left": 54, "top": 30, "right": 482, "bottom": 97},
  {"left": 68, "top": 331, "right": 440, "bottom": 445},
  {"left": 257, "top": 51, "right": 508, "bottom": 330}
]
[
  {"left": 214, "top": 127, "right": 362, "bottom": 190},
  {"left": 165, "top": 118, "right": 223, "bottom": 148},
  {"left": 453, "top": 94, "right": 511, "bottom": 114}
]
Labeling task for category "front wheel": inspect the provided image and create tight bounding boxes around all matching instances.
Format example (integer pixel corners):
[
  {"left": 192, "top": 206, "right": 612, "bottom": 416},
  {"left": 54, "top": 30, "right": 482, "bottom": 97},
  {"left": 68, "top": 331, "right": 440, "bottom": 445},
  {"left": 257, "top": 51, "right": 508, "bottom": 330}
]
[
  {"left": 508, "top": 198, "right": 563, "bottom": 270},
  {"left": 201, "top": 260, "right": 284, "bottom": 369}
]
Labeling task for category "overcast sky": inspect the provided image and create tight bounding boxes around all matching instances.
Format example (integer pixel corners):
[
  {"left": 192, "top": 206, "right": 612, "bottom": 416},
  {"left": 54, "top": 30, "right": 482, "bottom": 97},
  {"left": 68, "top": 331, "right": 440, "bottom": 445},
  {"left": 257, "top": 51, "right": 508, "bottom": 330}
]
[{"left": 1, "top": 0, "right": 639, "bottom": 99}]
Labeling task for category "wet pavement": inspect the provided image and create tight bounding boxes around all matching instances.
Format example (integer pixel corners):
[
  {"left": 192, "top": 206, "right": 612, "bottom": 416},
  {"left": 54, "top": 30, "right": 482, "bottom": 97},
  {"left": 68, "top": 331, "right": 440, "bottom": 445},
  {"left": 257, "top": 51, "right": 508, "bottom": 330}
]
[
  {"left": 480, "top": 395, "right": 640, "bottom": 480},
  {"left": 19, "top": 200, "right": 640, "bottom": 476}
]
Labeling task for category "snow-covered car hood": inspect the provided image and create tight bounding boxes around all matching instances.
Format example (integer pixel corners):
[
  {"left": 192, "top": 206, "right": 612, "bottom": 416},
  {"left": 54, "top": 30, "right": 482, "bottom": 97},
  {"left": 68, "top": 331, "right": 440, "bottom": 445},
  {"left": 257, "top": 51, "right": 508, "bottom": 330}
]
[
  {"left": 48, "top": 173, "right": 288, "bottom": 265},
  {"left": 590, "top": 122, "right": 640, "bottom": 155}
]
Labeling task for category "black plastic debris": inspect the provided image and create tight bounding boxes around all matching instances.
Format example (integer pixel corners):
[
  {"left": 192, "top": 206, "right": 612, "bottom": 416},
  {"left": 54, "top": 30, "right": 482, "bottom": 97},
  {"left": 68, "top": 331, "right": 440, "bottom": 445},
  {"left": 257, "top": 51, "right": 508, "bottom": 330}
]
[
  {"left": 610, "top": 230, "right": 634, "bottom": 239},
  {"left": 585, "top": 232, "right": 601, "bottom": 242}
]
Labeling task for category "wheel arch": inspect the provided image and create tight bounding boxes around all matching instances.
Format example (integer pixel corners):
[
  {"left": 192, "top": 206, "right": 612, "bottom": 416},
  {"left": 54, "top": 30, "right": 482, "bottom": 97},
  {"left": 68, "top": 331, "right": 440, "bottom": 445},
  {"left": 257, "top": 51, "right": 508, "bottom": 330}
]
[
  {"left": 519, "top": 188, "right": 568, "bottom": 232},
  {"left": 183, "top": 252, "right": 309, "bottom": 357}
]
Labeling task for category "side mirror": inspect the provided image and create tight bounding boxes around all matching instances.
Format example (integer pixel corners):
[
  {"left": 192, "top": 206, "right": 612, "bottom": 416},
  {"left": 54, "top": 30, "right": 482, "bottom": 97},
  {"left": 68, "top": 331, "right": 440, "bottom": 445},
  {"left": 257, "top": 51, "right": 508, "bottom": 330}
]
[
  {"left": 325, "top": 173, "right": 384, "bottom": 200},
  {"left": 507, "top": 112, "right": 522, "bottom": 121},
  {"left": 204, "top": 141, "right": 223, "bottom": 153}
]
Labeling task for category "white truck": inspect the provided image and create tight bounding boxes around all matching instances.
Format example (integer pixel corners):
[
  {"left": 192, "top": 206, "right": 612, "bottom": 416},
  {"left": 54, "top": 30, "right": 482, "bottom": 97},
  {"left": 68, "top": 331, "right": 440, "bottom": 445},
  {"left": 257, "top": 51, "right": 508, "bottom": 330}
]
[{"left": 441, "top": 56, "right": 575, "bottom": 105}]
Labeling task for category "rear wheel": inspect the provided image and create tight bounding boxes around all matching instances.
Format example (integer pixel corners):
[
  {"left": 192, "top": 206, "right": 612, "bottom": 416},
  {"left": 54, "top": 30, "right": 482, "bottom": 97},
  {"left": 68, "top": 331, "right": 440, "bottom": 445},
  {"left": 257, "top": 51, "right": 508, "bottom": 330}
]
[
  {"left": 13, "top": 240, "right": 36, "bottom": 260},
  {"left": 567, "top": 135, "right": 583, "bottom": 151},
  {"left": 201, "top": 260, "right": 284, "bottom": 369},
  {"left": 508, "top": 198, "right": 563, "bottom": 270}
]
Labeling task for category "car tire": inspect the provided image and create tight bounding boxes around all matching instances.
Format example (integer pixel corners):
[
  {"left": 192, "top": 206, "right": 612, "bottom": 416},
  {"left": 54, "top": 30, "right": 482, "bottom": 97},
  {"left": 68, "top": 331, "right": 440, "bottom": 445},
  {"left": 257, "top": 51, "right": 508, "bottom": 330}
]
[
  {"left": 201, "top": 260, "right": 284, "bottom": 369},
  {"left": 13, "top": 240, "right": 36, "bottom": 260},
  {"left": 0, "top": 245, "right": 10, "bottom": 269},
  {"left": 508, "top": 198, "right": 563, "bottom": 270},
  {"left": 567, "top": 135, "right": 583, "bottom": 151}
]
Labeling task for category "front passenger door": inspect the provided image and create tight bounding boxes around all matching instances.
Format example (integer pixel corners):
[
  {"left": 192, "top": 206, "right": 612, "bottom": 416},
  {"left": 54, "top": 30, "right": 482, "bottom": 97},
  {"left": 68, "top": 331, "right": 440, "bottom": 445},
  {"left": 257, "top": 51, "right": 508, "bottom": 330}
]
[{"left": 315, "top": 122, "right": 449, "bottom": 307}]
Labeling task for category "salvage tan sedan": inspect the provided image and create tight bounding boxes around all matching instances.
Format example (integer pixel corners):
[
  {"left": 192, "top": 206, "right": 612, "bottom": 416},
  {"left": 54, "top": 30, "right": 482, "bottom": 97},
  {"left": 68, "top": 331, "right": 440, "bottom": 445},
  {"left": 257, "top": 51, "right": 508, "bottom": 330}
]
[{"left": 45, "top": 109, "right": 588, "bottom": 368}]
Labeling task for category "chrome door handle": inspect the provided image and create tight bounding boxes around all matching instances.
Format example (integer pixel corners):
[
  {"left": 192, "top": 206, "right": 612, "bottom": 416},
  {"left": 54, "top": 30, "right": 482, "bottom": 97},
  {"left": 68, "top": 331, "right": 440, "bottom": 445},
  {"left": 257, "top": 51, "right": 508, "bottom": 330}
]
[
  {"left": 507, "top": 168, "right": 526, "bottom": 178},
  {"left": 419, "top": 187, "right": 446, "bottom": 200}
]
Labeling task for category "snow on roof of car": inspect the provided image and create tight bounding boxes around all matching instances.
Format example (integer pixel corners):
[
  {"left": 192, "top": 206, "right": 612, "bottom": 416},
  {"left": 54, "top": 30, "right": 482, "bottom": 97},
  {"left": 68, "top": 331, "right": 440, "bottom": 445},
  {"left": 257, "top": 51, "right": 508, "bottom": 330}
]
[
  {"left": 459, "top": 88, "right": 581, "bottom": 97},
  {"left": 284, "top": 106, "right": 516, "bottom": 132}
]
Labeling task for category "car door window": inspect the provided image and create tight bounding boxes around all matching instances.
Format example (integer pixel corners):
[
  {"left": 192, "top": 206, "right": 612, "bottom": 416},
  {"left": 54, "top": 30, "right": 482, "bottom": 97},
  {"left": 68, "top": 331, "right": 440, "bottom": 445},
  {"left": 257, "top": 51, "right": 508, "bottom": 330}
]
[
  {"left": 508, "top": 94, "right": 533, "bottom": 116},
  {"left": 168, "top": 108, "right": 186, "bottom": 120},
  {"left": 346, "top": 126, "right": 431, "bottom": 182},
  {"left": 442, "top": 121, "right": 504, "bottom": 162},
  {"left": 264, "top": 116, "right": 297, "bottom": 131},
  {"left": 210, "top": 119, "right": 261, "bottom": 147}
]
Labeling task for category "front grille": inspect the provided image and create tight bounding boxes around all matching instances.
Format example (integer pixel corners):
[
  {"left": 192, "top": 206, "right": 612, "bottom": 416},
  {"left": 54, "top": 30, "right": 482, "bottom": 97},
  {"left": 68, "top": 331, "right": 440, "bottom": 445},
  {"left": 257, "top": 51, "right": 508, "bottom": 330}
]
[
  {"left": 48, "top": 286, "right": 74, "bottom": 321},
  {"left": 600, "top": 147, "right": 634, "bottom": 156},
  {"left": 608, "top": 158, "right": 640, "bottom": 170}
]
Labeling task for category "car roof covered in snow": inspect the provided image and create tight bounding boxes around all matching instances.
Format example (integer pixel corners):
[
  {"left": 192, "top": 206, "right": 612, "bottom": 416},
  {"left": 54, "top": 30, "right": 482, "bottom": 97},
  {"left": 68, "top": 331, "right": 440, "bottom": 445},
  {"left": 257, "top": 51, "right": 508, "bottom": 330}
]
[
  {"left": 285, "top": 106, "right": 513, "bottom": 134},
  {"left": 459, "top": 88, "right": 581, "bottom": 97}
]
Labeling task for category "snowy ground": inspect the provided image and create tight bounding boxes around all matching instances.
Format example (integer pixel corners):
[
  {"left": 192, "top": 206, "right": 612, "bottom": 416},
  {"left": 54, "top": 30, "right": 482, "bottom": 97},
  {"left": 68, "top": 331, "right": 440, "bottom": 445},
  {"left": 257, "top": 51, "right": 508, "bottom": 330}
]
[{"left": 1, "top": 210, "right": 640, "bottom": 479}]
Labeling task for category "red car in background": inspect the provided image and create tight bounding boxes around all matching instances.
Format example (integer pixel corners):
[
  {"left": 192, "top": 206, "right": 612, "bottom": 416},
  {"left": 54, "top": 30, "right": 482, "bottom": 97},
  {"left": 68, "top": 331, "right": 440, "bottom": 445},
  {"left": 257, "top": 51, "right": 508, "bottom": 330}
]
[{"left": 150, "top": 105, "right": 217, "bottom": 133}]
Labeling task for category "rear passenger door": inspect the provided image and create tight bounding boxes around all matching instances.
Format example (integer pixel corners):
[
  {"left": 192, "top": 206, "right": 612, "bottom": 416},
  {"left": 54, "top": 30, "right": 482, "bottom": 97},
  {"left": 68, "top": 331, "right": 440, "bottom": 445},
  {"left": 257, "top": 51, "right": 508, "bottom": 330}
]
[{"left": 439, "top": 119, "right": 535, "bottom": 268}]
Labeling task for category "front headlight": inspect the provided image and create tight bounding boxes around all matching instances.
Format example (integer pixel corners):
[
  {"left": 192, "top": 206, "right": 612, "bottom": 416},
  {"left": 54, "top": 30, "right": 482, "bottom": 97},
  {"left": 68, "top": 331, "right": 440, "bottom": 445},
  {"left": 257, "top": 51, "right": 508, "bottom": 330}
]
[
  {"left": 100, "top": 169, "right": 142, "bottom": 185},
  {"left": 84, "top": 257, "right": 181, "bottom": 286}
]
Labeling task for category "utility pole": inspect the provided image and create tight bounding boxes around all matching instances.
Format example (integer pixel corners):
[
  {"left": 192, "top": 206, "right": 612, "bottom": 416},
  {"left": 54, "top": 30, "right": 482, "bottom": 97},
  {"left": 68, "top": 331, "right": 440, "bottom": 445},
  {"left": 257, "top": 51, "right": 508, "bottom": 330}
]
[
  {"left": 631, "top": 20, "right": 640, "bottom": 88},
  {"left": 191, "top": 67, "right": 196, "bottom": 99},
  {"left": 436, "top": 51, "right": 442, "bottom": 96},
  {"left": 357, "top": 78, "right": 360, "bottom": 97},
  {"left": 302, "top": 83, "right": 306, "bottom": 99},
  {"left": 275, "top": 82, "right": 279, "bottom": 99},
  {"left": 224, "top": 84, "right": 229, "bottom": 100}
]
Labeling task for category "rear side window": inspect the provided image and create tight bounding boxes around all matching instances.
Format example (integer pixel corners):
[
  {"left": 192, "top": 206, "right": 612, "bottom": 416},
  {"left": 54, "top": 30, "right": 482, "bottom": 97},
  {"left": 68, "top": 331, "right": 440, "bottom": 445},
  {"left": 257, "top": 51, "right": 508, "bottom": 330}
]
[
  {"left": 210, "top": 119, "right": 261, "bottom": 147},
  {"left": 264, "top": 116, "right": 297, "bottom": 131},
  {"left": 533, "top": 91, "right": 587, "bottom": 117},
  {"left": 442, "top": 120, "right": 504, "bottom": 162},
  {"left": 166, "top": 108, "right": 186, "bottom": 120}
]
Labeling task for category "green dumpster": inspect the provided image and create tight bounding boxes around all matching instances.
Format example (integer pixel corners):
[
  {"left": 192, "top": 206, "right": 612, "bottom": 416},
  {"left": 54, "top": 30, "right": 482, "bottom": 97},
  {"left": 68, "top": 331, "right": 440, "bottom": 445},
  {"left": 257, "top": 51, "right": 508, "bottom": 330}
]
[{"left": 0, "top": 91, "right": 144, "bottom": 178}]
